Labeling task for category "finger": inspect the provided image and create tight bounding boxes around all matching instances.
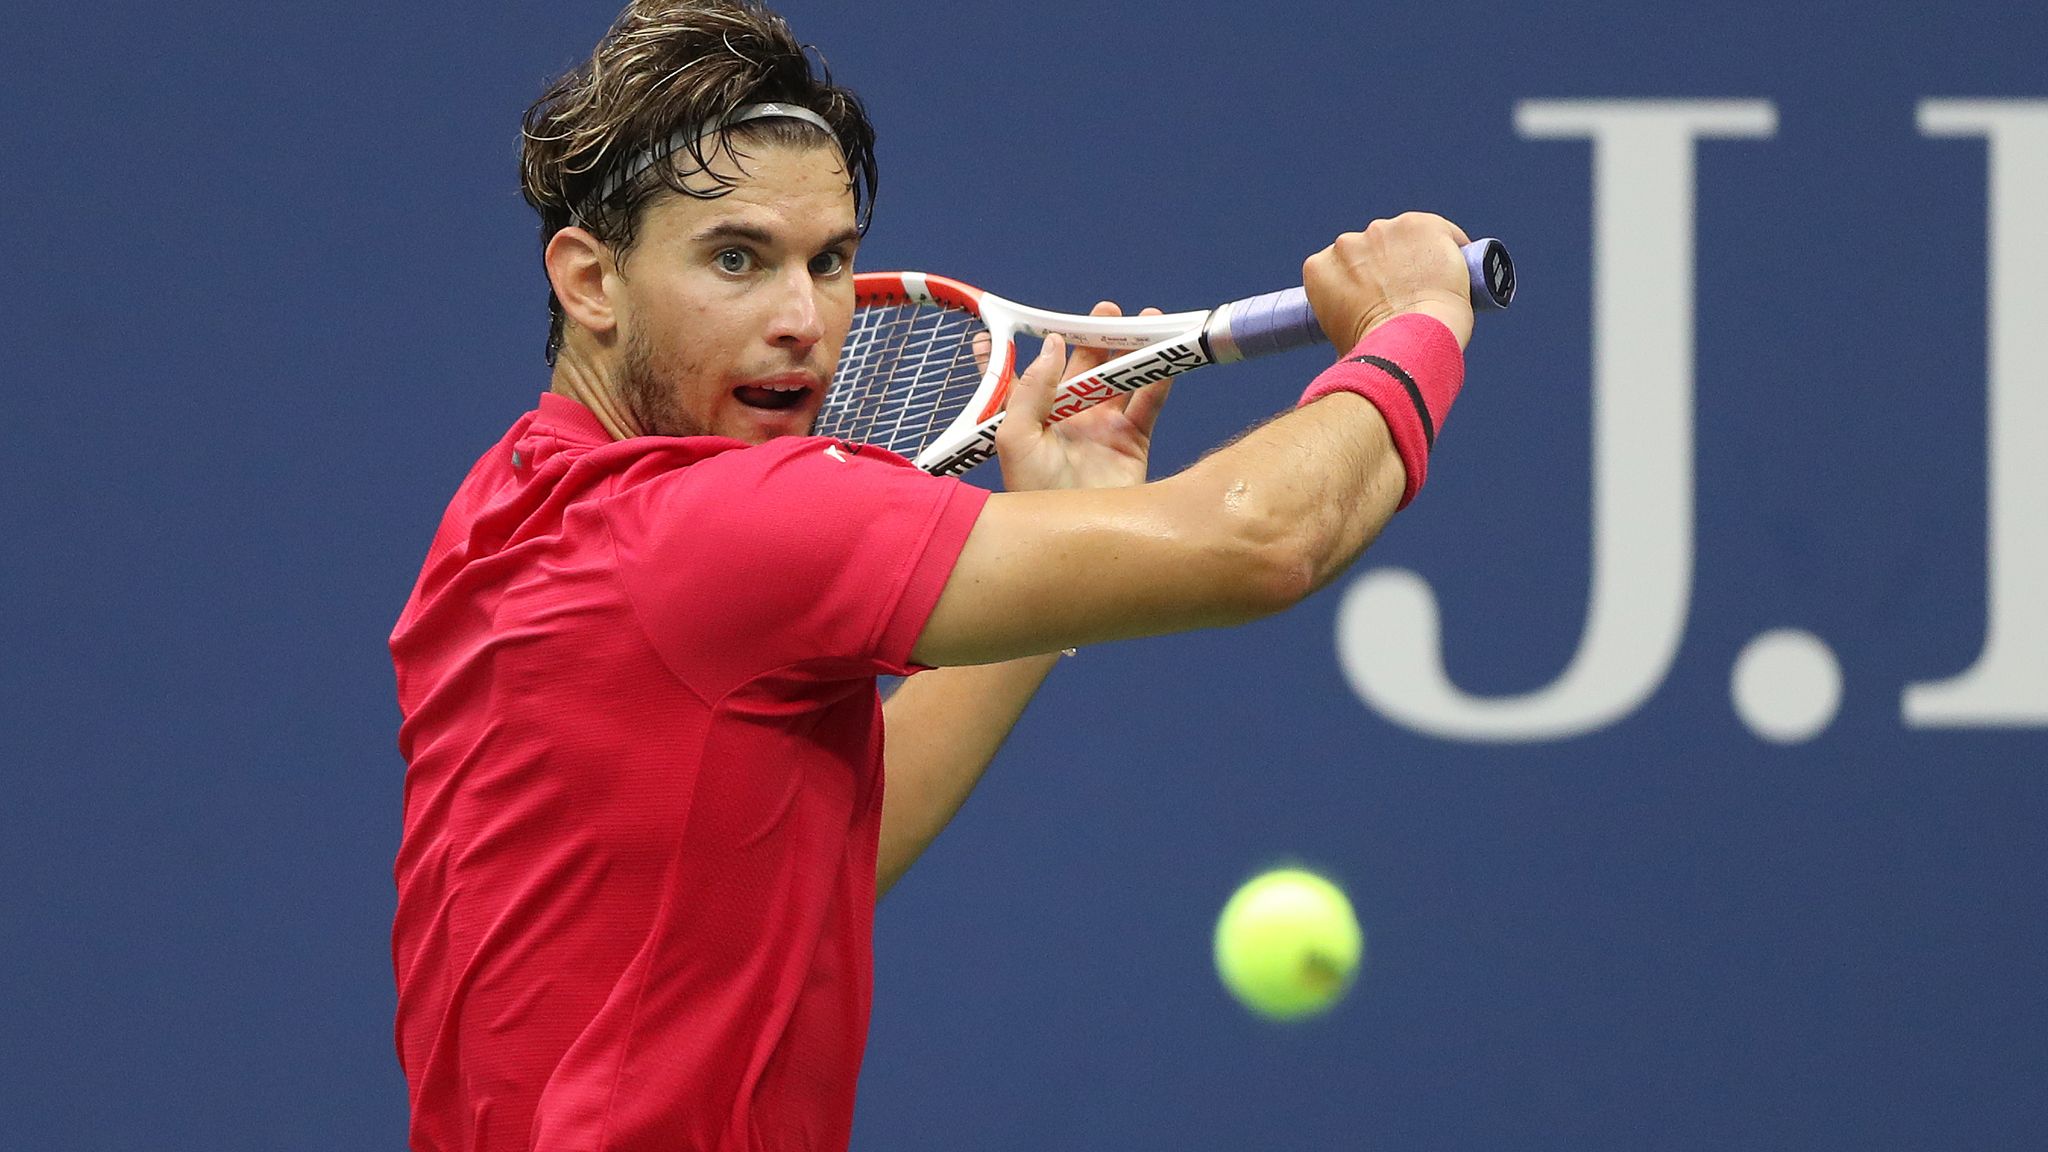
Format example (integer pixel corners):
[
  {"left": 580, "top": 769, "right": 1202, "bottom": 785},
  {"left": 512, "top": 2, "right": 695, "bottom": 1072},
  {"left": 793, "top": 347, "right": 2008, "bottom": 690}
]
[
  {"left": 971, "top": 330, "right": 993, "bottom": 377},
  {"left": 1093, "top": 306, "right": 1163, "bottom": 415},
  {"left": 1061, "top": 301, "right": 1123, "bottom": 380},
  {"left": 1122, "top": 376, "right": 1173, "bottom": 435},
  {"left": 1000, "top": 332, "right": 1066, "bottom": 435}
]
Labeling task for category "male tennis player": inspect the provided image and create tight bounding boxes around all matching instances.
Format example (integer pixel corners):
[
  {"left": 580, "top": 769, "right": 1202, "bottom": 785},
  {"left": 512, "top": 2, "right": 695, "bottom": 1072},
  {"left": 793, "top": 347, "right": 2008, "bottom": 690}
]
[{"left": 390, "top": 2, "right": 1479, "bottom": 1149}]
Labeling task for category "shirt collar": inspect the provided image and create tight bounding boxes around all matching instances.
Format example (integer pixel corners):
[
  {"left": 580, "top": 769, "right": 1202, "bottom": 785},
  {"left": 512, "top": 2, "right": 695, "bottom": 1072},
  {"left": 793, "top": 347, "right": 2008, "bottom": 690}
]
[{"left": 532, "top": 392, "right": 612, "bottom": 446}]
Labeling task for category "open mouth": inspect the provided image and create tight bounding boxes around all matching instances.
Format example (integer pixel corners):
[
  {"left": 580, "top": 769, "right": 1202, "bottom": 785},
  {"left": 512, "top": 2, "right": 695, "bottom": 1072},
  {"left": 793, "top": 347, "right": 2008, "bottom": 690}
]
[{"left": 734, "top": 384, "right": 811, "bottom": 411}]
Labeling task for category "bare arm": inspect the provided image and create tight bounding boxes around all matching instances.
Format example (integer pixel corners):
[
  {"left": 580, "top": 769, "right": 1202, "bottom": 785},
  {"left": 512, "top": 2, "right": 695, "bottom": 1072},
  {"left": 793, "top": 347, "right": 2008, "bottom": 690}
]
[
  {"left": 876, "top": 214, "right": 1475, "bottom": 889},
  {"left": 874, "top": 396, "right": 1399, "bottom": 892},
  {"left": 912, "top": 392, "right": 1406, "bottom": 664},
  {"left": 876, "top": 305, "right": 1171, "bottom": 894},
  {"left": 912, "top": 212, "right": 1477, "bottom": 668},
  {"left": 876, "top": 653, "right": 1059, "bottom": 896}
]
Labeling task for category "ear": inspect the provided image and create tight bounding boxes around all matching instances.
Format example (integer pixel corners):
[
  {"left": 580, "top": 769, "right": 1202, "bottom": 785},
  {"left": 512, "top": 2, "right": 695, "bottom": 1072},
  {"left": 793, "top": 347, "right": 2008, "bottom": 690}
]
[{"left": 544, "top": 226, "right": 619, "bottom": 340}]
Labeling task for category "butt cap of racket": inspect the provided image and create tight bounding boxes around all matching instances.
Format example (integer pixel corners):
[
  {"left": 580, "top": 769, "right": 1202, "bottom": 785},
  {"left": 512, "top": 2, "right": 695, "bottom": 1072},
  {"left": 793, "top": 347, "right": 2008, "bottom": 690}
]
[{"left": 1469, "top": 238, "right": 1514, "bottom": 311}]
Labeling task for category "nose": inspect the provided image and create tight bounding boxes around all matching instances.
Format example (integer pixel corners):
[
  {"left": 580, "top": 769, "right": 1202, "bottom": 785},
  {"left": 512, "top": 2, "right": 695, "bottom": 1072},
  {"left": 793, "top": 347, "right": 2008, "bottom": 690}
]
[{"left": 767, "top": 265, "right": 825, "bottom": 349}]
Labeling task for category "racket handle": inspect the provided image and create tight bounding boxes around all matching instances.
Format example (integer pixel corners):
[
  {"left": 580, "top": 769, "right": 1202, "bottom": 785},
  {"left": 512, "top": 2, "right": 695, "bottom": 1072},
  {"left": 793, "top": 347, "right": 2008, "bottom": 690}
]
[
  {"left": 1209, "top": 288, "right": 1326, "bottom": 362},
  {"left": 1210, "top": 238, "right": 1516, "bottom": 361}
]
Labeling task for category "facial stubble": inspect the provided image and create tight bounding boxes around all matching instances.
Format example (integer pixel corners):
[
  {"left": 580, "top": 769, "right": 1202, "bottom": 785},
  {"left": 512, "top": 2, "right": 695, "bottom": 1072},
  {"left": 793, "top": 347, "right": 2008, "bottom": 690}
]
[{"left": 621, "top": 322, "right": 705, "bottom": 440}]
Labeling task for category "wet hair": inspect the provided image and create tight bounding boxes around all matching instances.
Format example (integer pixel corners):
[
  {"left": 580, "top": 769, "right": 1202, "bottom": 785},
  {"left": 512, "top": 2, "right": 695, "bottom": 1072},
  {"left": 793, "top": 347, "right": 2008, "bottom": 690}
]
[{"left": 519, "top": 0, "right": 878, "bottom": 363}]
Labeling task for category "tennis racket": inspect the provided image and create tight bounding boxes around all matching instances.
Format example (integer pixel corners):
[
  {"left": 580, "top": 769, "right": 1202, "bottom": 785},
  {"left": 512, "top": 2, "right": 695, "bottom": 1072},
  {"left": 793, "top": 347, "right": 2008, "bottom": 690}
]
[{"left": 816, "top": 238, "right": 1514, "bottom": 476}]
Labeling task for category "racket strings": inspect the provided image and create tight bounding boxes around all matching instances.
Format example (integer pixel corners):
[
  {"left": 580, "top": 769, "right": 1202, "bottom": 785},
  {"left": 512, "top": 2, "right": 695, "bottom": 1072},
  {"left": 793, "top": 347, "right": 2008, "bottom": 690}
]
[{"left": 818, "top": 303, "right": 992, "bottom": 458}]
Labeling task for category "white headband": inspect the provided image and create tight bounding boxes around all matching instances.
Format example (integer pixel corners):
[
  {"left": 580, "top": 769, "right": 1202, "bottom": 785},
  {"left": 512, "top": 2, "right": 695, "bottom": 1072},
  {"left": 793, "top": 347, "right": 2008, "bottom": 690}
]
[{"left": 588, "top": 102, "right": 837, "bottom": 208}]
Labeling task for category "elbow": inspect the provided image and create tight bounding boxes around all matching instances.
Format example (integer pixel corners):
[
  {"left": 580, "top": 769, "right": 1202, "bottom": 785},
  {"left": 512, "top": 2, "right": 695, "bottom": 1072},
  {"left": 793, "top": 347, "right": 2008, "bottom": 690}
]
[
  {"left": 1237, "top": 516, "right": 1322, "bottom": 619},
  {"left": 1191, "top": 479, "right": 1323, "bottom": 621}
]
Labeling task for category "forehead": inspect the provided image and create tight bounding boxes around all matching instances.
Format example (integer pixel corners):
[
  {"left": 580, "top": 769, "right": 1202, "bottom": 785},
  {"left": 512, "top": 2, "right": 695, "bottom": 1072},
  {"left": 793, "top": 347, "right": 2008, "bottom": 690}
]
[{"left": 638, "top": 142, "right": 857, "bottom": 242}]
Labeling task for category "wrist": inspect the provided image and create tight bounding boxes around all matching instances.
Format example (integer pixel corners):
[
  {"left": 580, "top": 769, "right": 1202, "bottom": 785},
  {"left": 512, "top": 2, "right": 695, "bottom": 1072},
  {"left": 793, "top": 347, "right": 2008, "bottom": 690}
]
[
  {"left": 1371, "top": 299, "right": 1473, "bottom": 351},
  {"left": 1298, "top": 312, "right": 1466, "bottom": 509}
]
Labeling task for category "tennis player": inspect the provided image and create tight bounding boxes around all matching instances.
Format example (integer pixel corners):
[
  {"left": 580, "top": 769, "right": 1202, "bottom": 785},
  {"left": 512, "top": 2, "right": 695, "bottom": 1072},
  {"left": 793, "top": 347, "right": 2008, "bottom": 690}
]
[{"left": 389, "top": 2, "right": 1480, "bottom": 1149}]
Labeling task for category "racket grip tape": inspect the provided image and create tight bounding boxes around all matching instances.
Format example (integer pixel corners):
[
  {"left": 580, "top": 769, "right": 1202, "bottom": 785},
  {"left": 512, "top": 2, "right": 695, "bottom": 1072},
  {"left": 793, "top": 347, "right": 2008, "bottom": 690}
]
[
  {"left": 1297, "top": 312, "right": 1466, "bottom": 509},
  {"left": 1214, "top": 238, "right": 1514, "bottom": 359},
  {"left": 1210, "top": 288, "right": 1327, "bottom": 362}
]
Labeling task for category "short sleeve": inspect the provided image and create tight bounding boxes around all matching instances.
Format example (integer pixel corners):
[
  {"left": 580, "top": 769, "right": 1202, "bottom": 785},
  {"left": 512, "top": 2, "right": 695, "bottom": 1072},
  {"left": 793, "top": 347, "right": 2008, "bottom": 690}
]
[{"left": 602, "top": 438, "right": 989, "bottom": 697}]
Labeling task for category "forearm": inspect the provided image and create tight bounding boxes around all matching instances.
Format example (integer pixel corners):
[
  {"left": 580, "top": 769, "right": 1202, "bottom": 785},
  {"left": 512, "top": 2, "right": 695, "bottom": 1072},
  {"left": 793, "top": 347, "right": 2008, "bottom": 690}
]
[
  {"left": 1172, "top": 389, "right": 1410, "bottom": 596},
  {"left": 875, "top": 652, "right": 1061, "bottom": 897},
  {"left": 915, "top": 251, "right": 1465, "bottom": 667},
  {"left": 912, "top": 392, "right": 1414, "bottom": 667},
  {"left": 876, "top": 396, "right": 1405, "bottom": 892}
]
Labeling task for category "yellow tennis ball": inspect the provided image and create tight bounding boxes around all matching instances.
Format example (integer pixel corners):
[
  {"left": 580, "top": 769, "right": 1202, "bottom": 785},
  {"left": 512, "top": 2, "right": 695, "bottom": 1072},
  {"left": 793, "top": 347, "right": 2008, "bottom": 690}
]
[{"left": 1213, "top": 867, "right": 1364, "bottom": 1021}]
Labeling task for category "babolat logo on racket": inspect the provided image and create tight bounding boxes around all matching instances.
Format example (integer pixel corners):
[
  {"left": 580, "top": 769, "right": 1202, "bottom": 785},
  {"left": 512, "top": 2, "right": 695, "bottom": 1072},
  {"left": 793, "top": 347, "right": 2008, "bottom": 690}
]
[{"left": 1468, "top": 240, "right": 1515, "bottom": 309}]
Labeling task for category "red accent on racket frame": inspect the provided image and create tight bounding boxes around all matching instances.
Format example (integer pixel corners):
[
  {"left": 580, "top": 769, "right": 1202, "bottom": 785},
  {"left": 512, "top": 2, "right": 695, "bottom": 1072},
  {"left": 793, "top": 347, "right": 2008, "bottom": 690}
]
[
  {"left": 853, "top": 272, "right": 914, "bottom": 306},
  {"left": 851, "top": 271, "right": 986, "bottom": 313},
  {"left": 915, "top": 273, "right": 985, "bottom": 312},
  {"left": 975, "top": 343, "right": 1018, "bottom": 424}
]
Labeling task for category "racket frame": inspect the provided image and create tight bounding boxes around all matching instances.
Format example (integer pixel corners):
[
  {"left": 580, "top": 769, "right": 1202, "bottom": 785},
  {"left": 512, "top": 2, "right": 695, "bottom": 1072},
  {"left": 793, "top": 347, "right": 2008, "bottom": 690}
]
[
  {"left": 846, "top": 272, "right": 1247, "bottom": 476},
  {"left": 839, "top": 233, "right": 1511, "bottom": 476}
]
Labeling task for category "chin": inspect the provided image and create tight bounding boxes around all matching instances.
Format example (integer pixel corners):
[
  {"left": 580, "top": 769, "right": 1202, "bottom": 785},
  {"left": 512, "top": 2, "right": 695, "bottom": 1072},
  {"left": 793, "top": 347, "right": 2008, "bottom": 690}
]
[{"left": 725, "top": 404, "right": 819, "bottom": 443}]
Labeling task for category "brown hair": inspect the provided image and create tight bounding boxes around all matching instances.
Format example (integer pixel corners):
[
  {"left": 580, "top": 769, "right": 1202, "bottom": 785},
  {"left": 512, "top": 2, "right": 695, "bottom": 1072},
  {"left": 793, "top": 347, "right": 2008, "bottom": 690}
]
[{"left": 520, "top": 0, "right": 878, "bottom": 363}]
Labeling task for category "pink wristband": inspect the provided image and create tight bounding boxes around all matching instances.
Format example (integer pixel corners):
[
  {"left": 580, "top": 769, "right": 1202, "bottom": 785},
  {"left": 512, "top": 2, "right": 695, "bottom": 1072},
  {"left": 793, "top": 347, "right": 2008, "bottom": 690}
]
[{"left": 1297, "top": 313, "right": 1465, "bottom": 509}]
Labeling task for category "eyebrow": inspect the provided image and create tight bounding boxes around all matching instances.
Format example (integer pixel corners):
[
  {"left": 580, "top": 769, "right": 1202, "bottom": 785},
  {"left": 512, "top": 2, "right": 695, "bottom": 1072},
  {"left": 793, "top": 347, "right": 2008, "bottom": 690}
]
[{"left": 689, "top": 221, "right": 862, "bottom": 251}]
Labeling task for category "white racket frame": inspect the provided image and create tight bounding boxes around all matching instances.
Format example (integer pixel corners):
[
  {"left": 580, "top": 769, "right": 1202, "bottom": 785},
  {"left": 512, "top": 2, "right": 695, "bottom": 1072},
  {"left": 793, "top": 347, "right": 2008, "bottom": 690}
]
[{"left": 847, "top": 272, "right": 1280, "bottom": 476}]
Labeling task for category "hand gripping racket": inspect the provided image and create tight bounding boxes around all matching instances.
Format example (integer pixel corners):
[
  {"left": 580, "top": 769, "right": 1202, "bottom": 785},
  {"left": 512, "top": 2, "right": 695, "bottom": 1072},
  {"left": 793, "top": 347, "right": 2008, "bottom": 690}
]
[{"left": 816, "top": 238, "right": 1514, "bottom": 476}]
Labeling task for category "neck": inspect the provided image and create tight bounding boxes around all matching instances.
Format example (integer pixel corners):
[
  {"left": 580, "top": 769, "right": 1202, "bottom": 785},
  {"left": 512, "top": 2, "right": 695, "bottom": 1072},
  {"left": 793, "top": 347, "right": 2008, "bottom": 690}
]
[{"left": 549, "top": 346, "right": 643, "bottom": 441}]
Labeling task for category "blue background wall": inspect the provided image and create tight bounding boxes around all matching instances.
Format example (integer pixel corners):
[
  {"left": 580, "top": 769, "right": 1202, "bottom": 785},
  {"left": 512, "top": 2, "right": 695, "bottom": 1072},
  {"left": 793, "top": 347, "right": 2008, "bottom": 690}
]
[{"left": 3, "top": 1, "right": 2044, "bottom": 1148}]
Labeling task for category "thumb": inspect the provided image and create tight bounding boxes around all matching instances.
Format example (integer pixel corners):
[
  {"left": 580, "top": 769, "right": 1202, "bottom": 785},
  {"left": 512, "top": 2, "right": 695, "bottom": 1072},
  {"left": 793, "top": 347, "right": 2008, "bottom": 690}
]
[{"left": 1000, "top": 334, "right": 1065, "bottom": 435}]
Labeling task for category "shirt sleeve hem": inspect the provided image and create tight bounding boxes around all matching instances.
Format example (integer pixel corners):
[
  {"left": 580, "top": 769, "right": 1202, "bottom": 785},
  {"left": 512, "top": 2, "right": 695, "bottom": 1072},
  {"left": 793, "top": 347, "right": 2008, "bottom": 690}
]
[{"left": 868, "top": 481, "right": 991, "bottom": 673}]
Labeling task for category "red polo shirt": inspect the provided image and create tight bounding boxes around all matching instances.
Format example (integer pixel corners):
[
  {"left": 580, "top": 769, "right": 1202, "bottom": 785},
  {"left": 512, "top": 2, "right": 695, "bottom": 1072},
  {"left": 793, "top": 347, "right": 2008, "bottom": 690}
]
[{"left": 390, "top": 393, "right": 987, "bottom": 1152}]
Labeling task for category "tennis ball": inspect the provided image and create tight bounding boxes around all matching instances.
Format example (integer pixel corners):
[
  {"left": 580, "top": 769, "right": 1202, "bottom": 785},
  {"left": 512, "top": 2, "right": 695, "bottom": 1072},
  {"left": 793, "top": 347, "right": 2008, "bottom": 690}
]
[{"left": 1213, "top": 867, "right": 1363, "bottom": 1021}]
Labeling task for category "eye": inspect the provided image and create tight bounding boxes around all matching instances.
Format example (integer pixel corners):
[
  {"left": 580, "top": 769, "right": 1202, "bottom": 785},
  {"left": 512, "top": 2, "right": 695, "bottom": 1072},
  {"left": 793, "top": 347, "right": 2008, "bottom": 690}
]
[
  {"left": 809, "top": 250, "right": 847, "bottom": 277},
  {"left": 715, "top": 248, "right": 754, "bottom": 274}
]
